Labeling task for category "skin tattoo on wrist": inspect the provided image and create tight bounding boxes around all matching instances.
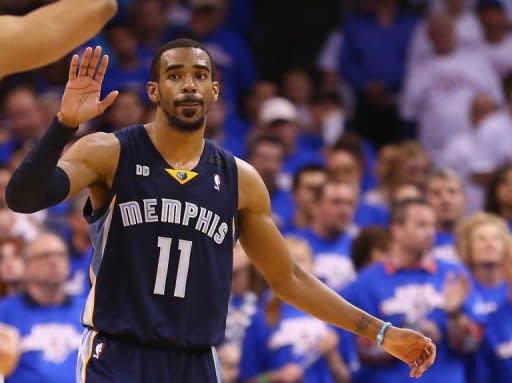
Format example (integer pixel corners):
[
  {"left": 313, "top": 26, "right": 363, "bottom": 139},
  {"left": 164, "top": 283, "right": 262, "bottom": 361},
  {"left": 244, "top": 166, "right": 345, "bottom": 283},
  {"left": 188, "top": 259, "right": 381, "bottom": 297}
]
[{"left": 355, "top": 316, "right": 371, "bottom": 335}]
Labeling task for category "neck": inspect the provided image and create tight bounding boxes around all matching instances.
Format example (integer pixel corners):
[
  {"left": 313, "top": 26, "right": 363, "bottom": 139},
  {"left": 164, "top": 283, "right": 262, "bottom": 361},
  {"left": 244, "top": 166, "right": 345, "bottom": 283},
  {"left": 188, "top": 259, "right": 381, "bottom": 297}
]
[
  {"left": 474, "top": 272, "right": 505, "bottom": 288},
  {"left": 148, "top": 112, "right": 205, "bottom": 169},
  {"left": 4, "top": 282, "right": 22, "bottom": 296},
  {"left": 437, "top": 220, "right": 455, "bottom": 233},
  {"left": 26, "top": 284, "right": 66, "bottom": 306},
  {"left": 390, "top": 243, "right": 424, "bottom": 269},
  {"left": 311, "top": 220, "right": 342, "bottom": 241}
]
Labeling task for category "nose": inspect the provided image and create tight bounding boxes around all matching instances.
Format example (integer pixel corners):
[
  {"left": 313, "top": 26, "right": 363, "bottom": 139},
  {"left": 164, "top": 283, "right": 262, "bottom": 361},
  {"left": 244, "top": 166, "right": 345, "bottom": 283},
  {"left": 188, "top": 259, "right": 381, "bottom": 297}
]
[{"left": 182, "top": 74, "right": 197, "bottom": 93}]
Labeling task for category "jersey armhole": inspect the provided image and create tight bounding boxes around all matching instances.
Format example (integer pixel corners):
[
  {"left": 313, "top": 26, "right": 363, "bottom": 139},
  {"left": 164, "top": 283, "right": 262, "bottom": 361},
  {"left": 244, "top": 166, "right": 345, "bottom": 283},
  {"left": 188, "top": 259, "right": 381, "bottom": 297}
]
[{"left": 84, "top": 133, "right": 123, "bottom": 223}]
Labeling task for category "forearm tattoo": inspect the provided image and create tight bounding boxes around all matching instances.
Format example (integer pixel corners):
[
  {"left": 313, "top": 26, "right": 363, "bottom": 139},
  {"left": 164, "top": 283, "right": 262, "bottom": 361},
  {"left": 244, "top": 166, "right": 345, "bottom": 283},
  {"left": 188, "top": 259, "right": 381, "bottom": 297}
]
[{"left": 355, "top": 316, "right": 371, "bottom": 335}]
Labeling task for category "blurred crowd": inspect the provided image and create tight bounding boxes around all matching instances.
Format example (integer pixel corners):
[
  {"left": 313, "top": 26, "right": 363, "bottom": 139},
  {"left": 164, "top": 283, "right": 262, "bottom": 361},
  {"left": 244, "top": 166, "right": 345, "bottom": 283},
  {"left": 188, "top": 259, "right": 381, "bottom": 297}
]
[{"left": 2, "top": 0, "right": 512, "bottom": 382}]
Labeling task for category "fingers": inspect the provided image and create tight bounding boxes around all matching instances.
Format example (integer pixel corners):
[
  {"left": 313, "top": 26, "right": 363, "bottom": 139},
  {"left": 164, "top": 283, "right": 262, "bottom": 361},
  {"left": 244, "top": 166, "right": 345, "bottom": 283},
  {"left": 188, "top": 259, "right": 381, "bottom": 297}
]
[
  {"left": 78, "top": 47, "right": 93, "bottom": 77},
  {"left": 87, "top": 46, "right": 102, "bottom": 77},
  {"left": 409, "top": 341, "right": 436, "bottom": 379},
  {"left": 69, "top": 55, "right": 79, "bottom": 80},
  {"left": 99, "top": 91, "right": 119, "bottom": 113},
  {"left": 95, "top": 54, "right": 110, "bottom": 85}
]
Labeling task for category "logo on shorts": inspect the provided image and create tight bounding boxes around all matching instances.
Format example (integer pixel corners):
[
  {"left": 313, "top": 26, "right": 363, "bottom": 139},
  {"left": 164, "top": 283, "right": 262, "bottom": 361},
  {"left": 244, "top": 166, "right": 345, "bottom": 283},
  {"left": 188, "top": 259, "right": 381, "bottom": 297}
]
[
  {"left": 214, "top": 174, "right": 221, "bottom": 191},
  {"left": 93, "top": 342, "right": 105, "bottom": 360}
]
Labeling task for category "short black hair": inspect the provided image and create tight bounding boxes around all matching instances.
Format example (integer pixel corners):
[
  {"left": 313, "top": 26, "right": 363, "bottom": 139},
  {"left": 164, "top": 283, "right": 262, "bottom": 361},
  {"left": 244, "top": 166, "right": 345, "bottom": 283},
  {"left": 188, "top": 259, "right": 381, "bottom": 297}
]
[
  {"left": 292, "top": 164, "right": 326, "bottom": 191},
  {"left": 150, "top": 38, "right": 216, "bottom": 82},
  {"left": 390, "top": 198, "right": 430, "bottom": 224}
]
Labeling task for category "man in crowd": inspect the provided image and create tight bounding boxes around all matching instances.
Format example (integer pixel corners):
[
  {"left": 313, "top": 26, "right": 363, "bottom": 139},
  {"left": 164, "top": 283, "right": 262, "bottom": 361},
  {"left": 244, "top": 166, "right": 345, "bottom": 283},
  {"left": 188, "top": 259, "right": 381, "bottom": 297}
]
[{"left": 0, "top": 233, "right": 84, "bottom": 382}]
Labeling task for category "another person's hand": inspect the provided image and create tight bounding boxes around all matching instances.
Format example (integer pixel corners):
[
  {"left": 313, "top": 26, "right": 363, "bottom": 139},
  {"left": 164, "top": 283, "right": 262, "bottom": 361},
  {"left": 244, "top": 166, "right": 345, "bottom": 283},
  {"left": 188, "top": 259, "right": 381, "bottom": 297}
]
[
  {"left": 443, "top": 271, "right": 471, "bottom": 316},
  {"left": 382, "top": 326, "right": 436, "bottom": 378},
  {"left": 0, "top": 323, "right": 21, "bottom": 376},
  {"left": 58, "top": 46, "right": 118, "bottom": 127}
]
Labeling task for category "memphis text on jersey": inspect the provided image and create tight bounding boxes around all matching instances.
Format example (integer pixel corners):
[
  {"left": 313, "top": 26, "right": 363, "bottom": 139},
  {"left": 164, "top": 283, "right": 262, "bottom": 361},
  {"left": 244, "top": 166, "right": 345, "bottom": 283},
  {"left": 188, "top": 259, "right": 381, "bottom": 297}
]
[{"left": 118, "top": 198, "right": 228, "bottom": 244}]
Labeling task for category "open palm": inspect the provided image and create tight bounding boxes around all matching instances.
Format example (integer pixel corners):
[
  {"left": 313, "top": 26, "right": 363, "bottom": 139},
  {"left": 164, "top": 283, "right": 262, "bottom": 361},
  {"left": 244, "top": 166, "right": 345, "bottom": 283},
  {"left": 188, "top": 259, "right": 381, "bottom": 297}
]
[
  {"left": 59, "top": 46, "right": 118, "bottom": 127},
  {"left": 382, "top": 327, "right": 436, "bottom": 378}
]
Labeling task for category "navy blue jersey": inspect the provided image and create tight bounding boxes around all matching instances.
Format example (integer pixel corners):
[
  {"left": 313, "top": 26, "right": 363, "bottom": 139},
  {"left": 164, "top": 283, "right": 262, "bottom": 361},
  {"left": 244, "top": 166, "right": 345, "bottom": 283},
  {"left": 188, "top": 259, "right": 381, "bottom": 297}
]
[{"left": 82, "top": 125, "right": 238, "bottom": 348}]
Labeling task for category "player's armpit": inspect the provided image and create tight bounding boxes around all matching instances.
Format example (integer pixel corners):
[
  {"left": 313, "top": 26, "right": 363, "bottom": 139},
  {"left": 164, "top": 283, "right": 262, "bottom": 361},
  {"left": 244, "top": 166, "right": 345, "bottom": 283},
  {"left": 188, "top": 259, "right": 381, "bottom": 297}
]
[{"left": 0, "top": 0, "right": 117, "bottom": 77}]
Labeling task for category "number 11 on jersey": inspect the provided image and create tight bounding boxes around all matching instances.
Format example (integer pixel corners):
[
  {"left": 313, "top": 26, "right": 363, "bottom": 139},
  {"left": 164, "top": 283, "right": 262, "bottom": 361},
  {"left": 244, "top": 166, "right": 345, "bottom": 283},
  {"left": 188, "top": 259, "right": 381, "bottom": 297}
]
[{"left": 153, "top": 236, "right": 192, "bottom": 298}]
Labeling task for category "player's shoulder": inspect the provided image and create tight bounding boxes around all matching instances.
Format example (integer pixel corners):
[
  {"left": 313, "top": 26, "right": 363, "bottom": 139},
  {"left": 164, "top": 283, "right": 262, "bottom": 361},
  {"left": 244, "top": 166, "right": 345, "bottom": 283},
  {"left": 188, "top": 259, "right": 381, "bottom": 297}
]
[
  {"left": 73, "top": 130, "right": 120, "bottom": 153},
  {"left": 234, "top": 157, "right": 270, "bottom": 211}
]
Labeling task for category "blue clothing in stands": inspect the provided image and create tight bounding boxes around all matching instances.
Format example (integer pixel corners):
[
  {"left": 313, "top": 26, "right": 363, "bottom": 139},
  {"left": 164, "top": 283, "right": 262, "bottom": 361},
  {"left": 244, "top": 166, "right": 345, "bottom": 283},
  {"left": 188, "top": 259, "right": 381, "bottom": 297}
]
[
  {"left": 270, "top": 189, "right": 295, "bottom": 230},
  {"left": 350, "top": 260, "right": 479, "bottom": 383},
  {"left": 465, "top": 280, "right": 509, "bottom": 383},
  {"left": 288, "top": 228, "right": 355, "bottom": 291},
  {"left": 340, "top": 10, "right": 417, "bottom": 92},
  {"left": 240, "top": 303, "right": 335, "bottom": 383},
  {"left": 0, "top": 294, "right": 85, "bottom": 383},
  {"left": 354, "top": 202, "right": 389, "bottom": 228},
  {"left": 432, "top": 231, "right": 459, "bottom": 263},
  {"left": 477, "top": 300, "right": 512, "bottom": 383}
]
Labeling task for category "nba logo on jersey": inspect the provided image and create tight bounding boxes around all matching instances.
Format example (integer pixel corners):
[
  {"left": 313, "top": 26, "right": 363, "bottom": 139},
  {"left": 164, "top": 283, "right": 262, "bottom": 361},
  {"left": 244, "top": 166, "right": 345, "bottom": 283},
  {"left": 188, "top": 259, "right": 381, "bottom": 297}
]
[
  {"left": 214, "top": 174, "right": 221, "bottom": 191},
  {"left": 93, "top": 343, "right": 105, "bottom": 360}
]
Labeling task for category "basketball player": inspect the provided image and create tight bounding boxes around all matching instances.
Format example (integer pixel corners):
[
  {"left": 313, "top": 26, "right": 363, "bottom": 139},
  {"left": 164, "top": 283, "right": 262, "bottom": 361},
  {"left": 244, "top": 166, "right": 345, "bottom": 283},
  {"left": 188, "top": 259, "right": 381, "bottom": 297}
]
[
  {"left": 6, "top": 41, "right": 436, "bottom": 382},
  {"left": 0, "top": 0, "right": 117, "bottom": 78}
]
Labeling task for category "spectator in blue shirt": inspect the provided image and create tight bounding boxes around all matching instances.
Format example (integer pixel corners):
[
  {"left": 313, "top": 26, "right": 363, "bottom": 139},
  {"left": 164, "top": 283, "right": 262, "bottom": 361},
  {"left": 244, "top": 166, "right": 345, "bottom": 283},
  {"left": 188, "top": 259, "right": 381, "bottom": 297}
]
[
  {"left": 258, "top": 97, "right": 325, "bottom": 189},
  {"left": 476, "top": 239, "right": 512, "bottom": 383},
  {"left": 349, "top": 198, "right": 482, "bottom": 383},
  {"left": 455, "top": 211, "right": 511, "bottom": 382},
  {"left": 288, "top": 180, "right": 358, "bottom": 292},
  {"left": 240, "top": 237, "right": 351, "bottom": 383},
  {"left": 246, "top": 135, "right": 294, "bottom": 229},
  {"left": 103, "top": 22, "right": 150, "bottom": 101},
  {"left": 340, "top": 0, "right": 418, "bottom": 147},
  {"left": 0, "top": 233, "right": 85, "bottom": 383},
  {"left": 426, "top": 169, "right": 467, "bottom": 263},
  {"left": 284, "top": 164, "right": 327, "bottom": 233},
  {"left": 326, "top": 139, "right": 390, "bottom": 228},
  {"left": 180, "top": 0, "right": 257, "bottom": 114}
]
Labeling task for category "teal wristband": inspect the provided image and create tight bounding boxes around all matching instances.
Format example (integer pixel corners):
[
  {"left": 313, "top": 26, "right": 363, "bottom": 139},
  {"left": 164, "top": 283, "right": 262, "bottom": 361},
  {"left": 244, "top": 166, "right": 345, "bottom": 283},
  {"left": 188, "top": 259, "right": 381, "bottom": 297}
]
[{"left": 377, "top": 322, "right": 392, "bottom": 347}]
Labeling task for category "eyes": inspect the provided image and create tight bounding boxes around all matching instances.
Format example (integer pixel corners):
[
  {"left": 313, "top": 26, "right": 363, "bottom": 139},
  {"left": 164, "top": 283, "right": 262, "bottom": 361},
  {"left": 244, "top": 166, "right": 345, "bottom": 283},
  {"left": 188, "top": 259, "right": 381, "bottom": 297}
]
[{"left": 167, "top": 72, "right": 208, "bottom": 81}]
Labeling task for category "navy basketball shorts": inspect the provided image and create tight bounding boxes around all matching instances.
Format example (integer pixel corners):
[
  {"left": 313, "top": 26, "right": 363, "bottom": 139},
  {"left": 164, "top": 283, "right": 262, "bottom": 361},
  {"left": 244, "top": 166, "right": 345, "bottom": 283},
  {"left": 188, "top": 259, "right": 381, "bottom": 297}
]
[{"left": 76, "top": 329, "right": 221, "bottom": 382}]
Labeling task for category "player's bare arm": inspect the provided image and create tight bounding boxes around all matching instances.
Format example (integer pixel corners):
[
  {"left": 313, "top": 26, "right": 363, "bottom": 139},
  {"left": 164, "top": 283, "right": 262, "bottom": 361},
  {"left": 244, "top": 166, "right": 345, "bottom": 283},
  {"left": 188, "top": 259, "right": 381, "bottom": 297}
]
[
  {"left": 236, "top": 158, "right": 436, "bottom": 378},
  {"left": 0, "top": 0, "right": 117, "bottom": 77},
  {"left": 6, "top": 46, "right": 119, "bottom": 213}
]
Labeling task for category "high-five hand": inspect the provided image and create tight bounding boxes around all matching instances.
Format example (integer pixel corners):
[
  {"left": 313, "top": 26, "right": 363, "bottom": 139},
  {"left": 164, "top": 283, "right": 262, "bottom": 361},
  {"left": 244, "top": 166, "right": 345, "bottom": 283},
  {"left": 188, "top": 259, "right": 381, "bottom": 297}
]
[
  {"left": 58, "top": 46, "right": 118, "bottom": 127},
  {"left": 382, "top": 326, "right": 436, "bottom": 378}
]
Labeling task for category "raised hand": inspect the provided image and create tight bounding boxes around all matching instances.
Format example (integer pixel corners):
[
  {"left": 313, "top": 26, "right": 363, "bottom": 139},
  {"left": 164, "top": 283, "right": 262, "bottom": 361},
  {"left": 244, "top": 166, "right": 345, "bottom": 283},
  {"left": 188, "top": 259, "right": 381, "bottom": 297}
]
[
  {"left": 443, "top": 271, "right": 471, "bottom": 315},
  {"left": 382, "top": 326, "right": 436, "bottom": 378},
  {"left": 58, "top": 46, "right": 119, "bottom": 127}
]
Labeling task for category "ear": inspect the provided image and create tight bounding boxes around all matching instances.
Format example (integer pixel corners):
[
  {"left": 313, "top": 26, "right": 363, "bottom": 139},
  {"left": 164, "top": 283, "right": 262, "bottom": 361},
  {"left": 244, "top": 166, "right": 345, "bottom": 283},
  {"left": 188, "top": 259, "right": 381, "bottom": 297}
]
[
  {"left": 212, "top": 81, "right": 220, "bottom": 102},
  {"left": 147, "top": 81, "right": 159, "bottom": 103}
]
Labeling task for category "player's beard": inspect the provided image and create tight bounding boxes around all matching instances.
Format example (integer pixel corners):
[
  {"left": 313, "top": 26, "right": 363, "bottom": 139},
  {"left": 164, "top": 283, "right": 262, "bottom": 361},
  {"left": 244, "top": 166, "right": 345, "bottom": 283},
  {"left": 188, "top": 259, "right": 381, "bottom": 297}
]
[
  {"left": 165, "top": 110, "right": 205, "bottom": 132},
  {"left": 163, "top": 106, "right": 205, "bottom": 132}
]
